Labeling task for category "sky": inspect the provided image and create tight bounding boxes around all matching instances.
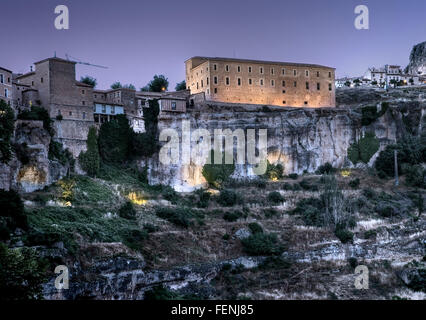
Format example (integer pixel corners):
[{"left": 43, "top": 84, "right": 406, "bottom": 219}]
[{"left": 0, "top": 0, "right": 425, "bottom": 90}]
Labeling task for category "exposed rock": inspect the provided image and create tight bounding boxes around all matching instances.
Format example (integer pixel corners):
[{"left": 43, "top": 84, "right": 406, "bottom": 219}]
[
  {"left": 234, "top": 228, "right": 252, "bottom": 240},
  {"left": 406, "top": 41, "right": 426, "bottom": 76}
]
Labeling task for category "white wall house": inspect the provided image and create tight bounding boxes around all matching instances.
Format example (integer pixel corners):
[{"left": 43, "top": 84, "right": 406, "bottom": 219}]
[{"left": 364, "top": 65, "right": 421, "bottom": 86}]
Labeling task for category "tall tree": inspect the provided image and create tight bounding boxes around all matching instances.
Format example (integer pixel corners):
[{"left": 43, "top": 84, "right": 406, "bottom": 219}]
[
  {"left": 144, "top": 75, "right": 169, "bottom": 92},
  {"left": 80, "top": 76, "right": 97, "bottom": 88},
  {"left": 111, "top": 82, "right": 122, "bottom": 89},
  {"left": 78, "top": 126, "right": 100, "bottom": 177},
  {"left": 175, "top": 80, "right": 186, "bottom": 91},
  {"left": 0, "top": 100, "right": 15, "bottom": 162},
  {"left": 98, "top": 114, "right": 132, "bottom": 163}
]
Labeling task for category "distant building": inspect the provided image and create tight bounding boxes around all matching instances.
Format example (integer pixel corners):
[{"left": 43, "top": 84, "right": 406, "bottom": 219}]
[
  {"left": 0, "top": 67, "right": 13, "bottom": 106},
  {"left": 364, "top": 64, "right": 420, "bottom": 86},
  {"left": 185, "top": 56, "right": 336, "bottom": 108}
]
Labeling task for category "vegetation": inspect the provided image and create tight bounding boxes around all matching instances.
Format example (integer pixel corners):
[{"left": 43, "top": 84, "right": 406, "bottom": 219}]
[
  {"left": 361, "top": 103, "right": 389, "bottom": 126},
  {"left": 141, "top": 75, "right": 169, "bottom": 92},
  {"left": 349, "top": 178, "right": 360, "bottom": 189},
  {"left": 0, "top": 189, "right": 27, "bottom": 235},
  {"left": 348, "top": 132, "right": 380, "bottom": 164},
  {"left": 98, "top": 115, "right": 132, "bottom": 163},
  {"left": 217, "top": 189, "right": 238, "bottom": 207},
  {"left": 118, "top": 201, "right": 137, "bottom": 220},
  {"left": 267, "top": 191, "right": 284, "bottom": 204},
  {"left": 264, "top": 161, "right": 284, "bottom": 181},
  {"left": 202, "top": 150, "right": 235, "bottom": 189},
  {"left": 111, "top": 82, "right": 122, "bottom": 89},
  {"left": 17, "top": 106, "right": 54, "bottom": 136},
  {"left": 49, "top": 140, "right": 74, "bottom": 167},
  {"left": 0, "top": 243, "right": 48, "bottom": 300},
  {"left": 175, "top": 80, "right": 186, "bottom": 91},
  {"left": 0, "top": 100, "right": 15, "bottom": 163},
  {"left": 241, "top": 232, "right": 284, "bottom": 256},
  {"left": 79, "top": 127, "right": 100, "bottom": 176},
  {"left": 316, "top": 162, "right": 335, "bottom": 175},
  {"left": 155, "top": 207, "right": 203, "bottom": 228},
  {"left": 80, "top": 76, "right": 97, "bottom": 87}
]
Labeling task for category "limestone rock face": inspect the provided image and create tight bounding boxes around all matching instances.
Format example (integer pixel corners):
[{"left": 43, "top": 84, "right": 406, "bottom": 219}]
[
  {"left": 0, "top": 120, "right": 68, "bottom": 192},
  {"left": 147, "top": 101, "right": 424, "bottom": 191},
  {"left": 407, "top": 41, "right": 426, "bottom": 75}
]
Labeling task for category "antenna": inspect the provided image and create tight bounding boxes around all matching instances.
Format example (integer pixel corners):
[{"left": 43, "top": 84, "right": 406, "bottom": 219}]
[{"left": 65, "top": 54, "right": 108, "bottom": 69}]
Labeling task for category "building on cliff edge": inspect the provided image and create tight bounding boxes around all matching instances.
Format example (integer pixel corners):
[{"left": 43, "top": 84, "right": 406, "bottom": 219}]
[{"left": 185, "top": 56, "right": 336, "bottom": 108}]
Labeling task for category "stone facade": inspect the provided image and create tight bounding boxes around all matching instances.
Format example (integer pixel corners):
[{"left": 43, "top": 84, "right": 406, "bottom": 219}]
[
  {"left": 185, "top": 57, "right": 336, "bottom": 108},
  {"left": 0, "top": 66, "right": 12, "bottom": 106}
]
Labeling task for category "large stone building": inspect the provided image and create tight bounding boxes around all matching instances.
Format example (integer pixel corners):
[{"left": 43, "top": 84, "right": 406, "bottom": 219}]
[
  {"left": 364, "top": 64, "right": 421, "bottom": 86},
  {"left": 185, "top": 56, "right": 336, "bottom": 107},
  {"left": 0, "top": 67, "right": 12, "bottom": 105}
]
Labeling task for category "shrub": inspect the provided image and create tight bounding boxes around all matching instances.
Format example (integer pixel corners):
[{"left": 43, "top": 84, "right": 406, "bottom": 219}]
[
  {"left": 361, "top": 103, "right": 388, "bottom": 126},
  {"left": 0, "top": 189, "right": 27, "bottom": 230},
  {"left": 122, "top": 229, "right": 148, "bottom": 250},
  {"left": 156, "top": 207, "right": 201, "bottom": 228},
  {"left": 257, "top": 256, "right": 291, "bottom": 270},
  {"left": 299, "top": 178, "right": 319, "bottom": 191},
  {"left": 348, "top": 132, "right": 380, "bottom": 164},
  {"left": 349, "top": 178, "right": 360, "bottom": 189},
  {"left": 405, "top": 165, "right": 426, "bottom": 188},
  {"left": 0, "top": 243, "right": 48, "bottom": 300},
  {"left": 348, "top": 257, "right": 358, "bottom": 269},
  {"left": 265, "top": 161, "right": 284, "bottom": 181},
  {"left": 222, "top": 234, "right": 230, "bottom": 240},
  {"left": 263, "top": 207, "right": 278, "bottom": 218},
  {"left": 255, "top": 179, "right": 267, "bottom": 189},
  {"left": 364, "top": 229, "right": 377, "bottom": 239},
  {"left": 218, "top": 189, "right": 238, "bottom": 207},
  {"left": 335, "top": 228, "right": 354, "bottom": 243},
  {"left": 375, "top": 202, "right": 396, "bottom": 217},
  {"left": 241, "top": 233, "right": 284, "bottom": 256},
  {"left": 98, "top": 114, "right": 132, "bottom": 163},
  {"left": 162, "top": 186, "right": 179, "bottom": 204},
  {"left": 267, "top": 191, "right": 284, "bottom": 204},
  {"left": 78, "top": 127, "right": 100, "bottom": 176},
  {"left": 223, "top": 210, "right": 243, "bottom": 222},
  {"left": 363, "top": 188, "right": 377, "bottom": 199},
  {"left": 144, "top": 285, "right": 178, "bottom": 300},
  {"left": 288, "top": 173, "right": 298, "bottom": 180},
  {"left": 202, "top": 150, "right": 235, "bottom": 188},
  {"left": 248, "top": 222, "right": 263, "bottom": 234},
  {"left": 18, "top": 106, "right": 54, "bottom": 136},
  {"left": 194, "top": 189, "right": 210, "bottom": 208},
  {"left": 316, "top": 162, "right": 335, "bottom": 175},
  {"left": 55, "top": 114, "right": 63, "bottom": 121},
  {"left": 282, "top": 183, "right": 293, "bottom": 190},
  {"left": 118, "top": 201, "right": 137, "bottom": 220},
  {"left": 143, "top": 223, "right": 159, "bottom": 233}
]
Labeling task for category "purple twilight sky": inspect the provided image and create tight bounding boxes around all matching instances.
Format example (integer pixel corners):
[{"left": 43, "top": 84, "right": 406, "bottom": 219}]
[{"left": 0, "top": 0, "right": 425, "bottom": 90}]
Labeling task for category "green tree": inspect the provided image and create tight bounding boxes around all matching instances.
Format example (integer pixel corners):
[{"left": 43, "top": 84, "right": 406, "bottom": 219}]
[
  {"left": 202, "top": 150, "right": 235, "bottom": 188},
  {"left": 0, "top": 243, "right": 48, "bottom": 300},
  {"left": 78, "top": 126, "right": 100, "bottom": 177},
  {"left": 98, "top": 115, "right": 132, "bottom": 163},
  {"left": 80, "top": 76, "right": 97, "bottom": 87},
  {"left": 123, "top": 84, "right": 136, "bottom": 90},
  {"left": 111, "top": 81, "right": 122, "bottom": 89},
  {"left": 0, "top": 100, "right": 15, "bottom": 162},
  {"left": 348, "top": 132, "right": 380, "bottom": 164},
  {"left": 146, "top": 75, "right": 169, "bottom": 92},
  {"left": 175, "top": 80, "right": 186, "bottom": 91}
]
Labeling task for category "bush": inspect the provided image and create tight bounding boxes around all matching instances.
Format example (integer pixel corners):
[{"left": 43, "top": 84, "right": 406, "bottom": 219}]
[
  {"left": 263, "top": 207, "right": 278, "bottom": 218},
  {"left": 223, "top": 210, "right": 243, "bottom": 222},
  {"left": 194, "top": 189, "right": 210, "bottom": 208},
  {"left": 0, "top": 189, "right": 27, "bottom": 230},
  {"left": 241, "top": 233, "right": 284, "bottom": 256},
  {"left": 55, "top": 114, "right": 63, "bottom": 121},
  {"left": 361, "top": 103, "right": 388, "bottom": 126},
  {"left": 348, "top": 257, "right": 358, "bottom": 269},
  {"left": 0, "top": 243, "right": 48, "bottom": 300},
  {"left": 218, "top": 189, "right": 238, "bottom": 207},
  {"left": 375, "top": 202, "right": 397, "bottom": 217},
  {"left": 118, "top": 201, "right": 137, "bottom": 220},
  {"left": 122, "top": 229, "right": 148, "bottom": 250},
  {"left": 265, "top": 161, "right": 284, "bottom": 181},
  {"left": 405, "top": 165, "right": 426, "bottom": 188},
  {"left": 98, "top": 114, "right": 132, "bottom": 163},
  {"left": 364, "top": 229, "right": 377, "bottom": 239},
  {"left": 348, "top": 132, "right": 380, "bottom": 164},
  {"left": 78, "top": 127, "right": 100, "bottom": 177},
  {"left": 316, "top": 162, "right": 335, "bottom": 175},
  {"left": 202, "top": 150, "right": 235, "bottom": 189},
  {"left": 299, "top": 178, "right": 319, "bottom": 191},
  {"left": 156, "top": 207, "right": 201, "bottom": 228},
  {"left": 248, "top": 222, "right": 263, "bottom": 234},
  {"left": 267, "top": 191, "right": 284, "bottom": 204},
  {"left": 143, "top": 223, "right": 159, "bottom": 233},
  {"left": 363, "top": 188, "right": 377, "bottom": 199},
  {"left": 291, "top": 197, "right": 323, "bottom": 226},
  {"left": 17, "top": 106, "right": 54, "bottom": 136},
  {"left": 144, "top": 285, "right": 178, "bottom": 300},
  {"left": 335, "top": 228, "right": 354, "bottom": 243},
  {"left": 349, "top": 178, "right": 360, "bottom": 189},
  {"left": 162, "top": 186, "right": 179, "bottom": 204},
  {"left": 288, "top": 173, "right": 298, "bottom": 180}
]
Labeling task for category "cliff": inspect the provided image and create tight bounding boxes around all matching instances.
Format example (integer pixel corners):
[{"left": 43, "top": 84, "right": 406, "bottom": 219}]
[
  {"left": 147, "top": 97, "right": 425, "bottom": 191},
  {"left": 0, "top": 120, "right": 69, "bottom": 192},
  {"left": 406, "top": 41, "right": 426, "bottom": 75}
]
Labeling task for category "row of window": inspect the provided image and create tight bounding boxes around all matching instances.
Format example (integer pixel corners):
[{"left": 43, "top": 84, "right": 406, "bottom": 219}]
[
  {"left": 57, "top": 109, "right": 87, "bottom": 119},
  {"left": 196, "top": 77, "right": 332, "bottom": 91},
  {"left": 209, "top": 64, "right": 332, "bottom": 78}
]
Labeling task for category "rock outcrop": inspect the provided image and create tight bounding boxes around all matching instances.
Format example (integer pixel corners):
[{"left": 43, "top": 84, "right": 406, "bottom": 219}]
[
  {"left": 406, "top": 41, "right": 426, "bottom": 76},
  {"left": 0, "top": 120, "right": 68, "bottom": 192},
  {"left": 146, "top": 100, "right": 425, "bottom": 191}
]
